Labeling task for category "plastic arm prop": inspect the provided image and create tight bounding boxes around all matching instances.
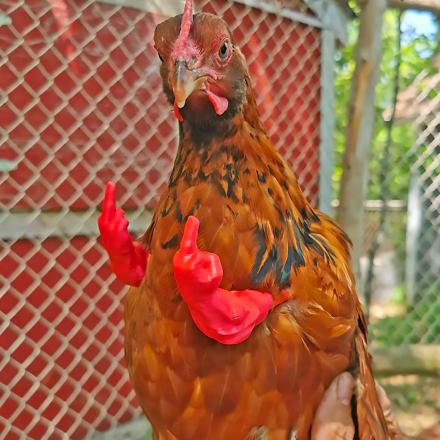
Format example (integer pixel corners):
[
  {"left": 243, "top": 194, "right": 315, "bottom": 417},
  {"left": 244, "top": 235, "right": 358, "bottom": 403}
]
[
  {"left": 173, "top": 216, "right": 277, "bottom": 345},
  {"left": 98, "top": 182, "right": 148, "bottom": 286}
]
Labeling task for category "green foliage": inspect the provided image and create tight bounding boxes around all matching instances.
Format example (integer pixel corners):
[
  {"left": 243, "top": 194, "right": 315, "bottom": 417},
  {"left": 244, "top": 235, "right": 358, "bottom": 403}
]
[
  {"left": 371, "top": 296, "right": 440, "bottom": 345},
  {"left": 333, "top": 9, "right": 438, "bottom": 200}
]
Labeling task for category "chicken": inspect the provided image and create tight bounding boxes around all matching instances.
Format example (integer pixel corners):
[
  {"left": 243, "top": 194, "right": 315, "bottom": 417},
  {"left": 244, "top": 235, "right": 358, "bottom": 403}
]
[{"left": 98, "top": 1, "right": 391, "bottom": 438}]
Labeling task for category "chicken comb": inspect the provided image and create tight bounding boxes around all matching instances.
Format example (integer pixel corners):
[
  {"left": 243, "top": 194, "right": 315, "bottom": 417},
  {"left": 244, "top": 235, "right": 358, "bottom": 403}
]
[{"left": 173, "top": 0, "right": 193, "bottom": 58}]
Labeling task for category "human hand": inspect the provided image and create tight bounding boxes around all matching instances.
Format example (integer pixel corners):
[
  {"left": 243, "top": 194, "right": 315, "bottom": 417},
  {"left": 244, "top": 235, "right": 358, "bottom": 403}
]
[
  {"left": 311, "top": 372, "right": 356, "bottom": 440},
  {"left": 311, "top": 373, "right": 439, "bottom": 440}
]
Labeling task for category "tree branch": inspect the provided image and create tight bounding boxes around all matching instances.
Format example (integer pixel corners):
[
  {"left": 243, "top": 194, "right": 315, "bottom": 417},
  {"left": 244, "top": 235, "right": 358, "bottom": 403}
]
[
  {"left": 364, "top": 12, "right": 402, "bottom": 319},
  {"left": 336, "top": 0, "right": 387, "bottom": 287},
  {"left": 388, "top": 0, "right": 440, "bottom": 13}
]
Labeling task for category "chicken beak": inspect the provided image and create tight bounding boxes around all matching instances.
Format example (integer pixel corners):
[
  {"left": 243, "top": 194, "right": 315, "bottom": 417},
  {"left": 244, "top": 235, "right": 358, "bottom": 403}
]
[{"left": 173, "top": 60, "right": 205, "bottom": 109}]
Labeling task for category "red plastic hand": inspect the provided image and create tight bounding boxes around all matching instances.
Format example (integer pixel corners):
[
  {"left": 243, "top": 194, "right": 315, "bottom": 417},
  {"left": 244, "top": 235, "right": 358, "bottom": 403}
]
[
  {"left": 173, "top": 216, "right": 223, "bottom": 297},
  {"left": 98, "top": 182, "right": 148, "bottom": 286},
  {"left": 173, "top": 216, "right": 274, "bottom": 345}
]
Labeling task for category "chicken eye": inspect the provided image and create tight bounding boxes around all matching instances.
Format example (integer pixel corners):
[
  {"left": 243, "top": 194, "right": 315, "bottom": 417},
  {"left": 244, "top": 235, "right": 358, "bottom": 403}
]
[{"left": 218, "top": 41, "right": 230, "bottom": 62}]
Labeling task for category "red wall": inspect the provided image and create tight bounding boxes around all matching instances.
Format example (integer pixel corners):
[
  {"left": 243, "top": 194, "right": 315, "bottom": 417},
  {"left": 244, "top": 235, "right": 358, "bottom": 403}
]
[{"left": 0, "top": 0, "right": 321, "bottom": 438}]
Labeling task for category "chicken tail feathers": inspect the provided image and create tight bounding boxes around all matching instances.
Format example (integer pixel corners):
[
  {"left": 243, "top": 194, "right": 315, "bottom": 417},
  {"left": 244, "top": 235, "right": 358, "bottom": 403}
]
[{"left": 353, "top": 325, "right": 393, "bottom": 440}]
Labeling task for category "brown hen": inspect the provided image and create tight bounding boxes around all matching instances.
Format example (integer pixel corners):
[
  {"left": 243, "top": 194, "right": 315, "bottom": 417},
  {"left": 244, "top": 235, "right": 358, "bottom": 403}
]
[{"left": 108, "top": 2, "right": 391, "bottom": 439}]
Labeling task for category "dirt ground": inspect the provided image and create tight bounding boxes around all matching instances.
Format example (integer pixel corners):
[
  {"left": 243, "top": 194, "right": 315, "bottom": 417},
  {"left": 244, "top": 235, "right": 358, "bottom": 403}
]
[{"left": 380, "top": 375, "right": 440, "bottom": 437}]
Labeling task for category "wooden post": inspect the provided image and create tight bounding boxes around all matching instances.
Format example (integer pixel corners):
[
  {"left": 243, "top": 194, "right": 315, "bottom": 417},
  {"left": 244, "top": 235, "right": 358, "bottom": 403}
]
[
  {"left": 405, "top": 176, "right": 423, "bottom": 305},
  {"left": 319, "top": 28, "right": 337, "bottom": 214},
  {"left": 336, "top": 0, "right": 387, "bottom": 291}
]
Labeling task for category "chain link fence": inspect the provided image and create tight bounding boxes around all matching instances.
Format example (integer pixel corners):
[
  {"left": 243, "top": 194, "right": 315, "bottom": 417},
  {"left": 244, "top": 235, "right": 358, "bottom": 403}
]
[
  {"left": 0, "top": 0, "right": 328, "bottom": 437},
  {"left": 365, "top": 61, "right": 440, "bottom": 347},
  {"left": 360, "top": 58, "right": 440, "bottom": 433}
]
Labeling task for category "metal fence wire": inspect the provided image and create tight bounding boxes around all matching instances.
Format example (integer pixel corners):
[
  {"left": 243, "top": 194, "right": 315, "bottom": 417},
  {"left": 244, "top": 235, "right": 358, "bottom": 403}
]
[
  {"left": 366, "top": 63, "right": 440, "bottom": 346},
  {"left": 0, "top": 0, "right": 325, "bottom": 438}
]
